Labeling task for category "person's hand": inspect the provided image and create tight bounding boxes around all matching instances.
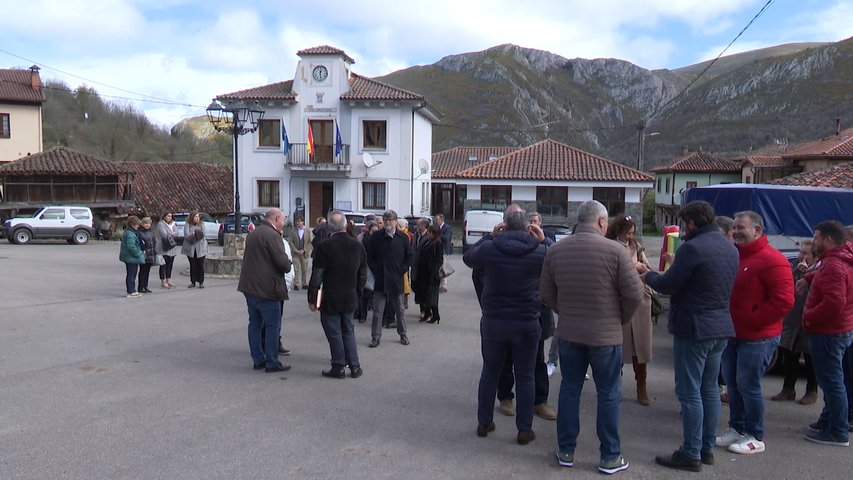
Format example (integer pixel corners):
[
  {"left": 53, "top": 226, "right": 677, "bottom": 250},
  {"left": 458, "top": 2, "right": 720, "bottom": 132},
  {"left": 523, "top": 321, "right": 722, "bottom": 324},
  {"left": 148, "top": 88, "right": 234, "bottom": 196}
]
[
  {"left": 528, "top": 224, "right": 545, "bottom": 243},
  {"left": 491, "top": 222, "right": 506, "bottom": 237},
  {"left": 797, "top": 261, "right": 809, "bottom": 273},
  {"left": 309, "top": 304, "right": 317, "bottom": 312},
  {"left": 636, "top": 262, "right": 649, "bottom": 274},
  {"left": 663, "top": 252, "right": 674, "bottom": 265},
  {"left": 796, "top": 277, "right": 808, "bottom": 295},
  {"left": 639, "top": 270, "right": 650, "bottom": 282}
]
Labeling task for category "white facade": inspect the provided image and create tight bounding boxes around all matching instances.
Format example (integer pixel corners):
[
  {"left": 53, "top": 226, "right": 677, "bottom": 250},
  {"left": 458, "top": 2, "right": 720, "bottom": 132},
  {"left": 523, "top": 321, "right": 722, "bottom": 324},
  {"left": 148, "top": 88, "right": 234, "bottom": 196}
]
[{"left": 223, "top": 48, "right": 436, "bottom": 224}]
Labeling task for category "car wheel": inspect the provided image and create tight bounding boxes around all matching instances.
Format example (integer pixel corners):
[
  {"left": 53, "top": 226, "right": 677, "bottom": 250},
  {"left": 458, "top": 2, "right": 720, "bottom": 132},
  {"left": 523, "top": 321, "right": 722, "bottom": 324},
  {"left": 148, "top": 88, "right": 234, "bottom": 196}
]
[
  {"left": 72, "top": 229, "right": 90, "bottom": 245},
  {"left": 13, "top": 229, "right": 32, "bottom": 244}
]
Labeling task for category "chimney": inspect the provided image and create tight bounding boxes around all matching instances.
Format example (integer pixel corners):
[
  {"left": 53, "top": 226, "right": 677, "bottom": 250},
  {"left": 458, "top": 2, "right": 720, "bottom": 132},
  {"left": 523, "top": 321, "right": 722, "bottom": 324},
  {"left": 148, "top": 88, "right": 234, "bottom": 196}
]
[
  {"left": 29, "top": 65, "right": 41, "bottom": 91},
  {"left": 698, "top": 145, "right": 703, "bottom": 152},
  {"left": 837, "top": 117, "right": 841, "bottom": 136},
  {"left": 681, "top": 145, "right": 688, "bottom": 155}
]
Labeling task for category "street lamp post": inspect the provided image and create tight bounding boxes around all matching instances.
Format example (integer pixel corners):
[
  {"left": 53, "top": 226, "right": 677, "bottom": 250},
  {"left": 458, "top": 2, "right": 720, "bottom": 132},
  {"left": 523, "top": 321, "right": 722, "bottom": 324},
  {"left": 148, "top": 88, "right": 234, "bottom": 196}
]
[{"left": 206, "top": 100, "right": 265, "bottom": 236}]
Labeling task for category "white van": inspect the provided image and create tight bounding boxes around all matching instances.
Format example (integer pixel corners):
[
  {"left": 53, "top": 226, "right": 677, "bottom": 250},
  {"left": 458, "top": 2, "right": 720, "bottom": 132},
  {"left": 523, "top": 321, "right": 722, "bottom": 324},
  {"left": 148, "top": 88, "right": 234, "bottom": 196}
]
[{"left": 462, "top": 209, "right": 503, "bottom": 252}]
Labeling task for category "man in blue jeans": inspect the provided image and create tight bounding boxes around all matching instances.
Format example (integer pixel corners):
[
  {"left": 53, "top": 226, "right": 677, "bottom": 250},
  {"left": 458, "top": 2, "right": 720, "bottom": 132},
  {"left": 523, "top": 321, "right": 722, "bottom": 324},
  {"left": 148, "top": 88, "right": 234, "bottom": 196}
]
[
  {"left": 540, "top": 200, "right": 644, "bottom": 475},
  {"left": 799, "top": 220, "right": 853, "bottom": 446},
  {"left": 716, "top": 212, "right": 794, "bottom": 455},
  {"left": 643, "top": 201, "right": 739, "bottom": 472}
]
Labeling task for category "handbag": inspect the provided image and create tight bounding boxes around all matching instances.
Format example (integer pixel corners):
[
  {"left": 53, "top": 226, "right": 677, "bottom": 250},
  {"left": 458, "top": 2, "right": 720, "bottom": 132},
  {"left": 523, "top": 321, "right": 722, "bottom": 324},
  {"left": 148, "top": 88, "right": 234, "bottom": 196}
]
[
  {"left": 365, "top": 268, "right": 375, "bottom": 291},
  {"left": 154, "top": 254, "right": 166, "bottom": 266},
  {"left": 164, "top": 236, "right": 176, "bottom": 250},
  {"left": 650, "top": 290, "right": 665, "bottom": 324},
  {"left": 193, "top": 229, "right": 204, "bottom": 242},
  {"left": 439, "top": 256, "right": 455, "bottom": 278}
]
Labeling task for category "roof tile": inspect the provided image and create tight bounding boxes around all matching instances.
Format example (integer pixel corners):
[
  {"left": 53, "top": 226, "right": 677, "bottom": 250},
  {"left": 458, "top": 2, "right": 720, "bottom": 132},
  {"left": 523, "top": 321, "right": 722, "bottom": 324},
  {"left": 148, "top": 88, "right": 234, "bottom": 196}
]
[
  {"left": 432, "top": 146, "right": 520, "bottom": 179},
  {"left": 0, "top": 68, "right": 45, "bottom": 104},
  {"left": 784, "top": 128, "right": 853, "bottom": 157},
  {"left": 297, "top": 45, "right": 356, "bottom": 64},
  {"left": 121, "top": 162, "right": 234, "bottom": 215},
  {"left": 0, "top": 146, "right": 131, "bottom": 175},
  {"left": 455, "top": 139, "right": 653, "bottom": 182},
  {"left": 768, "top": 163, "right": 853, "bottom": 189},
  {"left": 217, "top": 80, "right": 296, "bottom": 101},
  {"left": 650, "top": 151, "right": 741, "bottom": 173}
]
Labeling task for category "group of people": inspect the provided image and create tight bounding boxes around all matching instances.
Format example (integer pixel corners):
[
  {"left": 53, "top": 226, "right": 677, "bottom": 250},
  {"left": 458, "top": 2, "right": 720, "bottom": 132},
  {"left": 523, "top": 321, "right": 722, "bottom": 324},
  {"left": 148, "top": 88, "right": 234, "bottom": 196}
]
[
  {"left": 237, "top": 208, "right": 454, "bottom": 377},
  {"left": 464, "top": 199, "right": 852, "bottom": 475},
  {"left": 118, "top": 211, "right": 208, "bottom": 297}
]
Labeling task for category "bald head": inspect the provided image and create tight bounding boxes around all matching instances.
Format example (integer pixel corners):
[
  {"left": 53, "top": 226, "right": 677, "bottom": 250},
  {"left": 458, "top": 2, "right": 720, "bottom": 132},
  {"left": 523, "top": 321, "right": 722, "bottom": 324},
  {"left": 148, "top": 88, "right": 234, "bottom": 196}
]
[{"left": 265, "top": 208, "right": 285, "bottom": 232}]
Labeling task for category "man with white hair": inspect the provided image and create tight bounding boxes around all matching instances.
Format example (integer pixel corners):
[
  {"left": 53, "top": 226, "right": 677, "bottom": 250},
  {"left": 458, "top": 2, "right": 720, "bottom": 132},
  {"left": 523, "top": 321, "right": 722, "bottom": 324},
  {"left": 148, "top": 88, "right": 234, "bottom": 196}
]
[
  {"left": 540, "top": 200, "right": 644, "bottom": 474},
  {"left": 238, "top": 208, "right": 292, "bottom": 373}
]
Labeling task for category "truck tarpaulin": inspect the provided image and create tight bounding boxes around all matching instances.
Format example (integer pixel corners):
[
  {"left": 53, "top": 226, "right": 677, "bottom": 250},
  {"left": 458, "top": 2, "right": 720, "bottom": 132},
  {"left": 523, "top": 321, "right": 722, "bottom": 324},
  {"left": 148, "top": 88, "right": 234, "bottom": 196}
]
[{"left": 682, "top": 184, "right": 853, "bottom": 237}]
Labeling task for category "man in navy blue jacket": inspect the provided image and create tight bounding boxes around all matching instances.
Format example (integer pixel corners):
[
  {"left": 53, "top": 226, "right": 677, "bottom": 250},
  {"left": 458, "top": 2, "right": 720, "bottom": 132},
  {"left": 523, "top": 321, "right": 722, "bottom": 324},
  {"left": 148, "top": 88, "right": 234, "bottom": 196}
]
[
  {"left": 643, "top": 201, "right": 739, "bottom": 472},
  {"left": 463, "top": 204, "right": 547, "bottom": 446}
]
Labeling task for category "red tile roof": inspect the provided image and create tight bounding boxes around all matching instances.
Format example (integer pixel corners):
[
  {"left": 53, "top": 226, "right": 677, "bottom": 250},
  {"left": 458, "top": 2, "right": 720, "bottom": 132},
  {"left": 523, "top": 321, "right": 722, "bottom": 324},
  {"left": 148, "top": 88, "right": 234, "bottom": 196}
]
[
  {"left": 121, "top": 162, "right": 234, "bottom": 216},
  {"left": 217, "top": 80, "right": 296, "bottom": 101},
  {"left": 768, "top": 162, "right": 853, "bottom": 189},
  {"left": 0, "top": 68, "right": 46, "bottom": 104},
  {"left": 784, "top": 128, "right": 853, "bottom": 158},
  {"left": 432, "top": 146, "right": 520, "bottom": 179},
  {"left": 297, "top": 45, "right": 356, "bottom": 64},
  {"left": 742, "top": 156, "right": 792, "bottom": 167},
  {"left": 456, "top": 139, "right": 653, "bottom": 182},
  {"left": 216, "top": 74, "right": 422, "bottom": 102},
  {"left": 0, "top": 146, "right": 131, "bottom": 175},
  {"left": 650, "top": 151, "right": 741, "bottom": 173}
]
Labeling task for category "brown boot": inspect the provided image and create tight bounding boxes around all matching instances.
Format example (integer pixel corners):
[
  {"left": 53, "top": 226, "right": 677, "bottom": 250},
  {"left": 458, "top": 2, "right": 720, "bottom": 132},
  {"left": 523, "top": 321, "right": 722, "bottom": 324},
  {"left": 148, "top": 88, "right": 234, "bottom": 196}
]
[
  {"left": 633, "top": 358, "right": 650, "bottom": 406},
  {"left": 771, "top": 388, "right": 796, "bottom": 401}
]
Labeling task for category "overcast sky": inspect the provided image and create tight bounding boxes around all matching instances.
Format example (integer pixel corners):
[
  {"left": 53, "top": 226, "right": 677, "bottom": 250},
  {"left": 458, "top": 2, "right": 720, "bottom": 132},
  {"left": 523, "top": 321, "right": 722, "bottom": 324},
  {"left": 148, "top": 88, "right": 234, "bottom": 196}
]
[{"left": 1, "top": 0, "right": 850, "bottom": 127}]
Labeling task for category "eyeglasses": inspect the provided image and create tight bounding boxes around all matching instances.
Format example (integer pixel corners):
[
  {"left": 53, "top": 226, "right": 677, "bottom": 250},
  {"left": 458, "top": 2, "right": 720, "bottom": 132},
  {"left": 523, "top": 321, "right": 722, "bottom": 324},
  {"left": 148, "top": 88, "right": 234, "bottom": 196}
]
[{"left": 625, "top": 216, "right": 633, "bottom": 221}]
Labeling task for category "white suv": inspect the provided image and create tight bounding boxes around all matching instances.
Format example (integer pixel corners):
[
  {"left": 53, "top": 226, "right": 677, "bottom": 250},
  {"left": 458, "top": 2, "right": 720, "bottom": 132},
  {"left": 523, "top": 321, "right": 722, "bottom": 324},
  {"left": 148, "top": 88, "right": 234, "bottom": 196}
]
[{"left": 4, "top": 206, "right": 95, "bottom": 245}]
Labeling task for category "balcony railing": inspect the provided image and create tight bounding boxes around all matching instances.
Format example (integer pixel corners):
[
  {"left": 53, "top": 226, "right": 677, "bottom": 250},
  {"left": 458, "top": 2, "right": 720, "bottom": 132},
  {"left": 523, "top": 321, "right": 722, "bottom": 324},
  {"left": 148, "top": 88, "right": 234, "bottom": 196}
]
[{"left": 286, "top": 143, "right": 350, "bottom": 168}]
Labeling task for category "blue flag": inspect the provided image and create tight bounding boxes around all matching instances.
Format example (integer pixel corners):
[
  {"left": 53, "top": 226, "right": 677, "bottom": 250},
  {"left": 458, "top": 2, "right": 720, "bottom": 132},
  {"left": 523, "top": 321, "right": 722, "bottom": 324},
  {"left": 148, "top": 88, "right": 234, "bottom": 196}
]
[
  {"left": 281, "top": 120, "right": 290, "bottom": 156},
  {"left": 335, "top": 122, "right": 343, "bottom": 158}
]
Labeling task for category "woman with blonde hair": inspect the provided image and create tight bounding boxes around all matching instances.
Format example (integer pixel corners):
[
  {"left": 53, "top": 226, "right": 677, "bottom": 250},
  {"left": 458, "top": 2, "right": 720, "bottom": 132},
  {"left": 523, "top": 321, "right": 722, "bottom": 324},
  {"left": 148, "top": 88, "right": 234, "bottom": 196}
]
[
  {"left": 607, "top": 213, "right": 654, "bottom": 406},
  {"left": 181, "top": 211, "right": 209, "bottom": 288}
]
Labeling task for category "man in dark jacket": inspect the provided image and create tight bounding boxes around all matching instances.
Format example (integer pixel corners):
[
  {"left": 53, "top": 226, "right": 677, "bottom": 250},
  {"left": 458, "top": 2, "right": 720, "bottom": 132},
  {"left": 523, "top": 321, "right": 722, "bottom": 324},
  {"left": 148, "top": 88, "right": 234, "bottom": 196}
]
[
  {"left": 367, "top": 210, "right": 413, "bottom": 347},
  {"left": 800, "top": 220, "right": 853, "bottom": 447},
  {"left": 237, "top": 208, "right": 292, "bottom": 373},
  {"left": 308, "top": 211, "right": 368, "bottom": 379},
  {"left": 643, "top": 201, "right": 739, "bottom": 472},
  {"left": 435, "top": 213, "right": 453, "bottom": 255},
  {"left": 464, "top": 204, "right": 546, "bottom": 447},
  {"left": 716, "top": 211, "right": 794, "bottom": 456}
]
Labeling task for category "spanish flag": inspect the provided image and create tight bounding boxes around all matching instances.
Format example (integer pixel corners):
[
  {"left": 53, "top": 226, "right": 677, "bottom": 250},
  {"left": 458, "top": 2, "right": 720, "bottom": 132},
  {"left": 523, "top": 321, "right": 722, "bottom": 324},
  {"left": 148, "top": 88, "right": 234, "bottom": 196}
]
[{"left": 306, "top": 122, "right": 315, "bottom": 157}]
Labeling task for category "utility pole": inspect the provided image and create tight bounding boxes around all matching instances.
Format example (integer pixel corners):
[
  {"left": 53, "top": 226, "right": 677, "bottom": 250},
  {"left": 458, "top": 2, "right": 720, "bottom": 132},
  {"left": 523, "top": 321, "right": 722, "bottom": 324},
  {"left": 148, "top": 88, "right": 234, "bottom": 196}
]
[{"left": 636, "top": 119, "right": 646, "bottom": 172}]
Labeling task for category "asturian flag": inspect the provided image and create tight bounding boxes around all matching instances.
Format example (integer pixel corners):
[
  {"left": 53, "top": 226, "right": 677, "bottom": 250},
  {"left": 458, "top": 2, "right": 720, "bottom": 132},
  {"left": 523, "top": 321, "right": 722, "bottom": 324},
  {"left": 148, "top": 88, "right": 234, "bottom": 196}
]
[
  {"left": 306, "top": 122, "right": 315, "bottom": 157},
  {"left": 281, "top": 120, "right": 290, "bottom": 156},
  {"left": 335, "top": 122, "right": 343, "bottom": 158}
]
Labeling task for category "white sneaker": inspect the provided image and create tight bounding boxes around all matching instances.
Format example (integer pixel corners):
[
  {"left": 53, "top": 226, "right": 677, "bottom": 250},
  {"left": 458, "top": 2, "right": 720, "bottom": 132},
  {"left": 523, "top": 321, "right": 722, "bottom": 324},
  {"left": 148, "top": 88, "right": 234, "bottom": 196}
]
[
  {"left": 716, "top": 428, "right": 746, "bottom": 447},
  {"left": 547, "top": 363, "right": 556, "bottom": 378},
  {"left": 727, "top": 434, "right": 765, "bottom": 455},
  {"left": 126, "top": 292, "right": 141, "bottom": 298}
]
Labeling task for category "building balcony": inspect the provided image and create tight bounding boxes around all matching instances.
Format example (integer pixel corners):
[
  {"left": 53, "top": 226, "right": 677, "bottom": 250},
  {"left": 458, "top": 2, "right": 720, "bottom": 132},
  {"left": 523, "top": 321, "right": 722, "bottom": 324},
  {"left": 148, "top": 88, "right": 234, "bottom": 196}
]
[{"left": 286, "top": 143, "right": 351, "bottom": 171}]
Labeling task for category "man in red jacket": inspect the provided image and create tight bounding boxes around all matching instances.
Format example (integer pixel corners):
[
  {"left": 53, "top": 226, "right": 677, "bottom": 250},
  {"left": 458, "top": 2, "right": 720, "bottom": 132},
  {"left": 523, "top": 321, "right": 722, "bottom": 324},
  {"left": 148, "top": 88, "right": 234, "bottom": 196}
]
[
  {"left": 800, "top": 220, "right": 853, "bottom": 447},
  {"left": 716, "top": 211, "right": 794, "bottom": 455}
]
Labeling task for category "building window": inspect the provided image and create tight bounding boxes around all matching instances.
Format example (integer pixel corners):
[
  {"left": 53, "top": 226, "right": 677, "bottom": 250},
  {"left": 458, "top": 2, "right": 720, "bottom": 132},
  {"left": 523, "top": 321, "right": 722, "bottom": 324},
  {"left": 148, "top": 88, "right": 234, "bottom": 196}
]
[
  {"left": 363, "top": 120, "right": 387, "bottom": 150},
  {"left": 665, "top": 178, "right": 671, "bottom": 194},
  {"left": 257, "top": 180, "right": 280, "bottom": 208},
  {"left": 593, "top": 187, "right": 625, "bottom": 216},
  {"left": 0, "top": 113, "right": 9, "bottom": 138},
  {"left": 363, "top": 182, "right": 386, "bottom": 210},
  {"left": 685, "top": 181, "right": 697, "bottom": 189},
  {"left": 258, "top": 119, "right": 281, "bottom": 148},
  {"left": 481, "top": 185, "right": 512, "bottom": 211},
  {"left": 745, "top": 176, "right": 752, "bottom": 184},
  {"left": 536, "top": 186, "right": 568, "bottom": 216},
  {"left": 656, "top": 178, "right": 661, "bottom": 192},
  {"left": 421, "top": 182, "right": 430, "bottom": 211}
]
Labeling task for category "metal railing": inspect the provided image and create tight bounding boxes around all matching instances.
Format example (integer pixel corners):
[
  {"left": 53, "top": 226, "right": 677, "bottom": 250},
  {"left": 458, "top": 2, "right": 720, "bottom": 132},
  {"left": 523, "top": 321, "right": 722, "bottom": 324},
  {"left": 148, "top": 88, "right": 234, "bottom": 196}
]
[{"left": 286, "top": 143, "right": 350, "bottom": 166}]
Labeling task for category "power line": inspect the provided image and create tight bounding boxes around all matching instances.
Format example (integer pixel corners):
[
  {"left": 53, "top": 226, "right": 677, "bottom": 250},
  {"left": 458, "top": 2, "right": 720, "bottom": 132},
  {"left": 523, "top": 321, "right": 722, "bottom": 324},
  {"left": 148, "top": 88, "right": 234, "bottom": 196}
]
[
  {"left": 648, "top": 0, "right": 777, "bottom": 121},
  {"left": 0, "top": 48, "right": 206, "bottom": 108}
]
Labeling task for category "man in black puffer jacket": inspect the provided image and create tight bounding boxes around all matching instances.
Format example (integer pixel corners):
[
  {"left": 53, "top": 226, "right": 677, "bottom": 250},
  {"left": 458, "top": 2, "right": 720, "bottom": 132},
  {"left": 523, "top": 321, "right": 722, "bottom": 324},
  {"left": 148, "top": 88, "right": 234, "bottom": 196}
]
[{"left": 463, "top": 204, "right": 547, "bottom": 446}]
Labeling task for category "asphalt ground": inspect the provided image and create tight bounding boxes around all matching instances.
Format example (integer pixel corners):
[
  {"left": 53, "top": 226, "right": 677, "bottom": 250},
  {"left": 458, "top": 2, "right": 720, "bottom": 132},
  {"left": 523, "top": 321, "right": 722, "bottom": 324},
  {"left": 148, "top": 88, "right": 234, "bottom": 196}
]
[{"left": 0, "top": 238, "right": 851, "bottom": 479}]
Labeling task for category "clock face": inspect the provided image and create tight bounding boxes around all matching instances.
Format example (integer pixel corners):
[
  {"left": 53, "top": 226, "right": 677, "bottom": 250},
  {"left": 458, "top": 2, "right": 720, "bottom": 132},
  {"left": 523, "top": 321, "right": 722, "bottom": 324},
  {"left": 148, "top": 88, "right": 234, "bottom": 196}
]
[{"left": 312, "top": 65, "right": 328, "bottom": 82}]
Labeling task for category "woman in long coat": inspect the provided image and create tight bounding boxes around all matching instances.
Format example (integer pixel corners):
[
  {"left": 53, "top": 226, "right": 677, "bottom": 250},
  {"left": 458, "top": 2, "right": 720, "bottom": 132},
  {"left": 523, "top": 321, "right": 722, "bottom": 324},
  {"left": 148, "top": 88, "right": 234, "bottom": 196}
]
[
  {"left": 181, "top": 211, "right": 209, "bottom": 288},
  {"left": 156, "top": 212, "right": 180, "bottom": 289},
  {"left": 412, "top": 225, "right": 444, "bottom": 324},
  {"left": 607, "top": 214, "right": 653, "bottom": 406}
]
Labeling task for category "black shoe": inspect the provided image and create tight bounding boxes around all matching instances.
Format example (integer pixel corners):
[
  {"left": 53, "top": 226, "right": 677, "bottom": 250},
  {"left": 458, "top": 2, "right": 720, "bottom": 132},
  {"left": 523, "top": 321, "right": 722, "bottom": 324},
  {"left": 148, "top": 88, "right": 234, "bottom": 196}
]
[
  {"left": 477, "top": 422, "right": 496, "bottom": 438},
  {"left": 265, "top": 362, "right": 291, "bottom": 373},
  {"left": 426, "top": 317, "right": 439, "bottom": 324},
  {"left": 293, "top": 286, "right": 299, "bottom": 291},
  {"left": 655, "top": 449, "right": 701, "bottom": 472},
  {"left": 358, "top": 317, "right": 366, "bottom": 324},
  {"left": 141, "top": 288, "right": 152, "bottom": 293},
  {"left": 253, "top": 362, "right": 265, "bottom": 370},
  {"left": 321, "top": 367, "right": 346, "bottom": 379},
  {"left": 700, "top": 450, "right": 714, "bottom": 466},
  {"left": 278, "top": 348, "right": 291, "bottom": 356},
  {"left": 400, "top": 335, "right": 410, "bottom": 346},
  {"left": 369, "top": 339, "right": 380, "bottom": 348},
  {"left": 384, "top": 322, "right": 397, "bottom": 329},
  {"left": 198, "top": 284, "right": 204, "bottom": 289},
  {"left": 350, "top": 367, "right": 363, "bottom": 378}
]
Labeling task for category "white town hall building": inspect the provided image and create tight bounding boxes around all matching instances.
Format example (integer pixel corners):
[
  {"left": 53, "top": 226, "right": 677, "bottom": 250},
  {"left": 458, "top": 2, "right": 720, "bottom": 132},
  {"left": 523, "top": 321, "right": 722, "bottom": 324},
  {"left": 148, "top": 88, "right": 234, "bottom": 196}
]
[{"left": 215, "top": 45, "right": 440, "bottom": 223}]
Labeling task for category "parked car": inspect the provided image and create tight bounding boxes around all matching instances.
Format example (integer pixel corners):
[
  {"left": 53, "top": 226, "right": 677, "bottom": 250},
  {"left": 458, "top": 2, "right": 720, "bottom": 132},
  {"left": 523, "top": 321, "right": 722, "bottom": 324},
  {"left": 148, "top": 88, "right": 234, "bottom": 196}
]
[
  {"left": 542, "top": 224, "right": 572, "bottom": 242},
  {"left": 341, "top": 211, "right": 373, "bottom": 229},
  {"left": 218, "top": 213, "right": 264, "bottom": 246},
  {"left": 4, "top": 206, "right": 95, "bottom": 245},
  {"left": 462, "top": 210, "right": 503, "bottom": 252},
  {"left": 173, "top": 212, "right": 219, "bottom": 244}
]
